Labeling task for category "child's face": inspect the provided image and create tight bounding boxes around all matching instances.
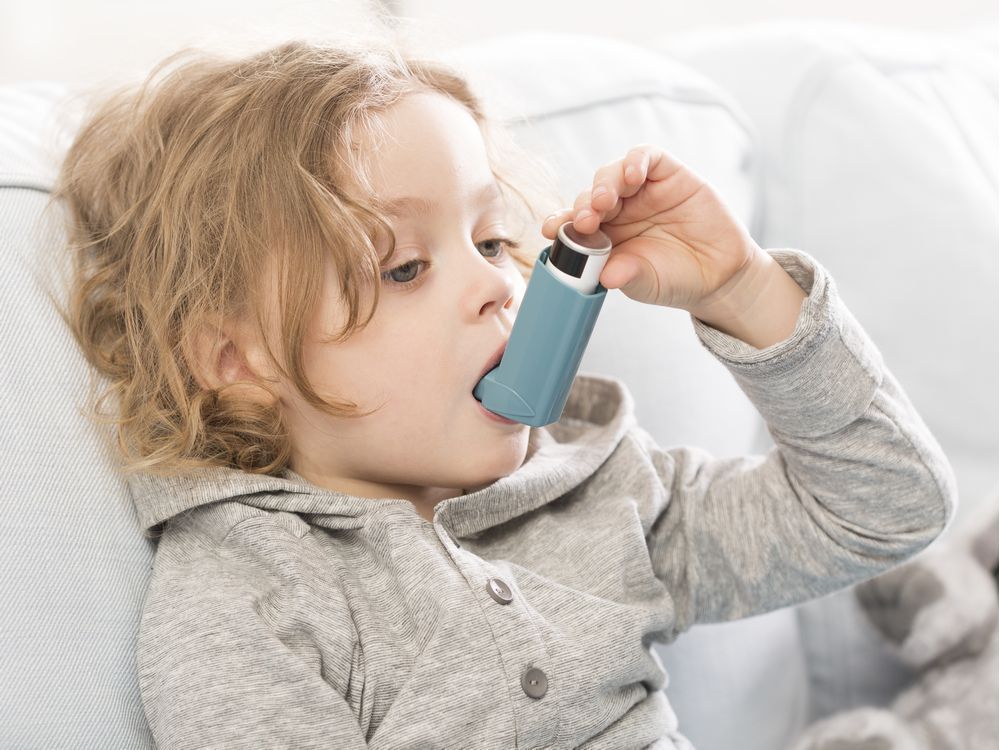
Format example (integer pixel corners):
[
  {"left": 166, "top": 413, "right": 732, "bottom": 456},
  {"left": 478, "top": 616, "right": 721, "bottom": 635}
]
[{"left": 278, "top": 91, "right": 530, "bottom": 515}]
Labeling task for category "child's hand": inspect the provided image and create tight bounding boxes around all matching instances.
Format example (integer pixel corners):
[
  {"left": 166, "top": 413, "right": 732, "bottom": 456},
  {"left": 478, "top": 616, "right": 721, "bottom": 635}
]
[{"left": 541, "top": 144, "right": 765, "bottom": 315}]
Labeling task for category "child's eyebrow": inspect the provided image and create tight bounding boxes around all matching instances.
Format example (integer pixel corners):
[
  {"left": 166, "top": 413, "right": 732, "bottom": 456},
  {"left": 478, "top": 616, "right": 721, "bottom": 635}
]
[{"left": 380, "top": 182, "right": 503, "bottom": 219}]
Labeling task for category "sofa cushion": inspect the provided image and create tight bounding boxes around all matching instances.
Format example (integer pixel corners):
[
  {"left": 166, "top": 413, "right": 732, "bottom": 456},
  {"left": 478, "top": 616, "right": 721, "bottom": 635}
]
[
  {"left": 0, "top": 83, "right": 156, "bottom": 747},
  {"left": 651, "top": 19, "right": 998, "bottom": 723}
]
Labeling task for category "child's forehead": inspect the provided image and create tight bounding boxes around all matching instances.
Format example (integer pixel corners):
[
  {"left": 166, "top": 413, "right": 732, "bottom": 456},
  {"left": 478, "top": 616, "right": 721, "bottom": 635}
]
[
  {"left": 375, "top": 181, "right": 504, "bottom": 219},
  {"left": 320, "top": 93, "right": 507, "bottom": 239},
  {"left": 353, "top": 93, "right": 489, "bottom": 183}
]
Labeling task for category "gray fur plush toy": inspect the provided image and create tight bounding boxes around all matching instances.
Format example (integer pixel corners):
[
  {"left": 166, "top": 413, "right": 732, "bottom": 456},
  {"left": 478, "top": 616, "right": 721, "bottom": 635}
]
[{"left": 791, "top": 492, "right": 999, "bottom": 750}]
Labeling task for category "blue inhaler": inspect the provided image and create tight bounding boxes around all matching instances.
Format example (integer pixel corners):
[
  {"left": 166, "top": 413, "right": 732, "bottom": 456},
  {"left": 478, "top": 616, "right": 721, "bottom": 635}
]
[{"left": 473, "top": 221, "right": 612, "bottom": 427}]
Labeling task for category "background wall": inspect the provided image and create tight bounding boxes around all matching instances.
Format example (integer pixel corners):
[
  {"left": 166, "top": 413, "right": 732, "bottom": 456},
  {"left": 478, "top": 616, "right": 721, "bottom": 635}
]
[{"left": 2, "top": 0, "right": 996, "bottom": 89}]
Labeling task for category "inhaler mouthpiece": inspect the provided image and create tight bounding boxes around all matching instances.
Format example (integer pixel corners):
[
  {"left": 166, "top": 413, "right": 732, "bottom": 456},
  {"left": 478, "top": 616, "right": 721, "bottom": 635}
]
[{"left": 473, "top": 221, "right": 612, "bottom": 427}]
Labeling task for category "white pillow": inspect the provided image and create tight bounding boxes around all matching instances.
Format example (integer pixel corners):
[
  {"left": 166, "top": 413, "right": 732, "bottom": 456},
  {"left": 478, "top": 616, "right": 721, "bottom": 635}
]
[
  {"left": 651, "top": 19, "right": 998, "bottom": 723},
  {"left": 654, "top": 19, "right": 998, "bottom": 530}
]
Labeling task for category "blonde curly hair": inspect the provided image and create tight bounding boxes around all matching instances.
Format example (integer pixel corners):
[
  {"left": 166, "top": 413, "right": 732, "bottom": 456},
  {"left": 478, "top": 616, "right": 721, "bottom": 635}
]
[{"left": 48, "top": 32, "right": 561, "bottom": 486}]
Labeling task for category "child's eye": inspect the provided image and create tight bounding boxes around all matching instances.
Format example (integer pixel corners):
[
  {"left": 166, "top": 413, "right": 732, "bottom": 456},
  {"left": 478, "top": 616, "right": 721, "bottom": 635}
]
[{"left": 380, "top": 237, "right": 521, "bottom": 290}]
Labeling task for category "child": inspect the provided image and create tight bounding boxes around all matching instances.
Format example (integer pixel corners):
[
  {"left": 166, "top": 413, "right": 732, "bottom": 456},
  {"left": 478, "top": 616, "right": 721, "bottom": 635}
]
[{"left": 52, "top": 33, "right": 957, "bottom": 750}]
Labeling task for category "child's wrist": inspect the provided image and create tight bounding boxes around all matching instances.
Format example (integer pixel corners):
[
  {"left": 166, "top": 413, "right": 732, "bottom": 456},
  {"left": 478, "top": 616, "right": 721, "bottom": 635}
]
[{"left": 691, "top": 250, "right": 808, "bottom": 350}]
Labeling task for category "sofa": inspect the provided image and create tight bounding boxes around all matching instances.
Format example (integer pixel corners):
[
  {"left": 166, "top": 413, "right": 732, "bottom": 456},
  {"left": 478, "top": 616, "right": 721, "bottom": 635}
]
[{"left": 1, "top": 20, "right": 995, "bottom": 749}]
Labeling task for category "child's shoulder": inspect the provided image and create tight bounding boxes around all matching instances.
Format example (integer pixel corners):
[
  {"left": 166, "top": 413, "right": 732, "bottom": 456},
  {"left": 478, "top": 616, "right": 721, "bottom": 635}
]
[{"left": 155, "top": 500, "right": 311, "bottom": 571}]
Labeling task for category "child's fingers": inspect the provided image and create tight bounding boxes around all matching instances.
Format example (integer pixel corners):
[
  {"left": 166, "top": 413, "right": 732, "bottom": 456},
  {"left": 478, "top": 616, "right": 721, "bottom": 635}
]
[
  {"left": 566, "top": 146, "right": 657, "bottom": 234},
  {"left": 540, "top": 207, "right": 575, "bottom": 239},
  {"left": 596, "top": 145, "right": 653, "bottom": 201},
  {"left": 540, "top": 144, "right": 694, "bottom": 238},
  {"left": 617, "top": 145, "right": 652, "bottom": 188},
  {"left": 568, "top": 186, "right": 609, "bottom": 234}
]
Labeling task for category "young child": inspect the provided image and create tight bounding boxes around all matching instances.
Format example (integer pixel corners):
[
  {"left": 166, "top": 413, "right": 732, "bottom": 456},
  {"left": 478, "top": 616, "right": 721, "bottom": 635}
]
[{"left": 52, "top": 34, "right": 958, "bottom": 750}]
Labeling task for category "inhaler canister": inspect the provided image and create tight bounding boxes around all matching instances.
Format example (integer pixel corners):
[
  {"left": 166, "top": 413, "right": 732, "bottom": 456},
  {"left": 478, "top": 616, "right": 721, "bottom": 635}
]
[
  {"left": 472, "top": 221, "right": 612, "bottom": 427},
  {"left": 544, "top": 221, "right": 612, "bottom": 294}
]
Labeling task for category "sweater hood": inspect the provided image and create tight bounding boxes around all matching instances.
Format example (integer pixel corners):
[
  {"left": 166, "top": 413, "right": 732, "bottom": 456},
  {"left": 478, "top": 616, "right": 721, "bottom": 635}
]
[{"left": 127, "top": 372, "right": 638, "bottom": 541}]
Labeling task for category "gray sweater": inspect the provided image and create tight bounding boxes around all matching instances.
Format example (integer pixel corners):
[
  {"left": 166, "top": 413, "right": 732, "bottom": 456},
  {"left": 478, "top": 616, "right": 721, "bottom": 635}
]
[{"left": 128, "top": 248, "right": 957, "bottom": 750}]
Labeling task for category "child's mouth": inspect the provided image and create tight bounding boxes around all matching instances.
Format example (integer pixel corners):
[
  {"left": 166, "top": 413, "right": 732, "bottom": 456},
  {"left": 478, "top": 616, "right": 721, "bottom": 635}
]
[{"left": 472, "top": 393, "right": 519, "bottom": 425}]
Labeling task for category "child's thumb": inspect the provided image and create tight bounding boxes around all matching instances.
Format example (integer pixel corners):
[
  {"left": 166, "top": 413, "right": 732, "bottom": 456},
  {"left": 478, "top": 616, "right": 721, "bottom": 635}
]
[{"left": 600, "top": 255, "right": 640, "bottom": 290}]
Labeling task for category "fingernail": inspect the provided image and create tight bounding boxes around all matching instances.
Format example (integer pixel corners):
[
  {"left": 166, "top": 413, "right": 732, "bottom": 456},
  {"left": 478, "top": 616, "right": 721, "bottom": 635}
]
[
  {"left": 592, "top": 185, "right": 607, "bottom": 198},
  {"left": 625, "top": 164, "right": 637, "bottom": 181},
  {"left": 576, "top": 209, "right": 592, "bottom": 221}
]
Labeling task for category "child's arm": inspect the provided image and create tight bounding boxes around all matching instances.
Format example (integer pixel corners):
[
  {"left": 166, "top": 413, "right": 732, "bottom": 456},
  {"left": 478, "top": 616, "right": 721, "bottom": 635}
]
[
  {"left": 546, "top": 144, "right": 955, "bottom": 642},
  {"left": 137, "top": 524, "right": 369, "bottom": 748},
  {"left": 628, "top": 247, "right": 957, "bottom": 640}
]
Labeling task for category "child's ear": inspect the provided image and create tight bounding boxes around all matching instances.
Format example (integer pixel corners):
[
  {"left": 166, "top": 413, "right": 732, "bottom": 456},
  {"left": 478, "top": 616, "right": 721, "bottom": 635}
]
[{"left": 184, "top": 316, "right": 280, "bottom": 407}]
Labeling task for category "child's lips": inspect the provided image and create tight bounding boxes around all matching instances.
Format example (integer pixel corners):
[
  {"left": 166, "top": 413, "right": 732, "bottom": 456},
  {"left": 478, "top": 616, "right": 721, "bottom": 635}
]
[
  {"left": 473, "top": 394, "right": 519, "bottom": 425},
  {"left": 472, "top": 339, "right": 508, "bottom": 392}
]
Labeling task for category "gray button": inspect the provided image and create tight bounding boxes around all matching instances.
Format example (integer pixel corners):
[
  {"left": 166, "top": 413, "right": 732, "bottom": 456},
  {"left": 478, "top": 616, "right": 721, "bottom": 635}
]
[
  {"left": 486, "top": 577, "right": 513, "bottom": 604},
  {"left": 521, "top": 667, "right": 547, "bottom": 699}
]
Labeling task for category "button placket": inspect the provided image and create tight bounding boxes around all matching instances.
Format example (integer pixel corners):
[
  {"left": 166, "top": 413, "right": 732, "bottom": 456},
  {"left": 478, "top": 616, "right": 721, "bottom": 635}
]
[
  {"left": 485, "top": 581, "right": 549, "bottom": 701},
  {"left": 476, "top": 569, "right": 558, "bottom": 746}
]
